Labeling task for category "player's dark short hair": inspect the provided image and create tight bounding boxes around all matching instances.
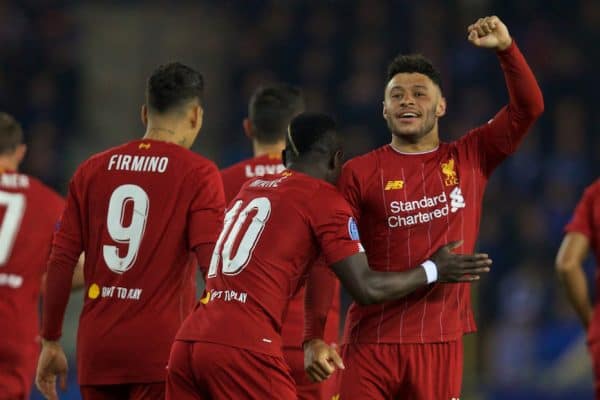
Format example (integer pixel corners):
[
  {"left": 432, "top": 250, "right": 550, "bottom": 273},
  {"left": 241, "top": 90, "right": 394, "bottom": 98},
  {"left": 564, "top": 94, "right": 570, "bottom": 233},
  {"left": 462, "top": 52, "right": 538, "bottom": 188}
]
[
  {"left": 0, "top": 113, "right": 24, "bottom": 155},
  {"left": 286, "top": 112, "right": 338, "bottom": 158},
  {"left": 249, "top": 84, "right": 305, "bottom": 144},
  {"left": 386, "top": 54, "right": 442, "bottom": 90},
  {"left": 146, "top": 62, "right": 204, "bottom": 114}
]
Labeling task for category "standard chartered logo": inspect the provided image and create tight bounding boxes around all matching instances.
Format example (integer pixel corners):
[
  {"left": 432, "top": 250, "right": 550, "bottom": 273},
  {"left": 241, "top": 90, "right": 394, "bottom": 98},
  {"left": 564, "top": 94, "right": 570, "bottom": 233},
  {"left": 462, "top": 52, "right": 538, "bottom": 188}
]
[
  {"left": 450, "top": 187, "right": 465, "bottom": 212},
  {"left": 387, "top": 187, "right": 466, "bottom": 228}
]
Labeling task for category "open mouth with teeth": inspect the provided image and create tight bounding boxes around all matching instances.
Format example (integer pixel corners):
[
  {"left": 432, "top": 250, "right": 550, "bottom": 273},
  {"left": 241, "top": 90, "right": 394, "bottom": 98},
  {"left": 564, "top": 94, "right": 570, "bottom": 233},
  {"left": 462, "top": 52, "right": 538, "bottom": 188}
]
[{"left": 396, "top": 111, "right": 421, "bottom": 120}]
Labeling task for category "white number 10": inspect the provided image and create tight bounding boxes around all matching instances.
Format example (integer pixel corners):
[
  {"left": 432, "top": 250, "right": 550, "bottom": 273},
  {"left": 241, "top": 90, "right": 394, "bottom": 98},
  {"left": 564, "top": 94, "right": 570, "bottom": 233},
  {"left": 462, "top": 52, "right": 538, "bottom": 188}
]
[
  {"left": 207, "top": 197, "right": 271, "bottom": 278},
  {"left": 103, "top": 184, "right": 149, "bottom": 274}
]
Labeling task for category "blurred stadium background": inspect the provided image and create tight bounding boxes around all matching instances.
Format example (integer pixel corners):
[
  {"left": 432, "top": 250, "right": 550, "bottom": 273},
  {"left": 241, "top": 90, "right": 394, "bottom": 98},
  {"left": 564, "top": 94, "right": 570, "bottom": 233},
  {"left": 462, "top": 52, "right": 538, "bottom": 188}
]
[{"left": 2, "top": 0, "right": 598, "bottom": 399}]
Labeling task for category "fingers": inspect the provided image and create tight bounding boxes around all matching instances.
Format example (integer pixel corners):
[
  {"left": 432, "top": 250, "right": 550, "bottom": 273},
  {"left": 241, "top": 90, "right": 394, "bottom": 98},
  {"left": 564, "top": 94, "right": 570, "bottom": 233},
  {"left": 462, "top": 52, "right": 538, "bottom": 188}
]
[
  {"left": 305, "top": 345, "right": 344, "bottom": 383},
  {"left": 456, "top": 258, "right": 492, "bottom": 270},
  {"left": 306, "top": 365, "right": 328, "bottom": 382},
  {"left": 468, "top": 30, "right": 479, "bottom": 44},
  {"left": 36, "top": 375, "right": 58, "bottom": 400},
  {"left": 60, "top": 370, "right": 68, "bottom": 391},
  {"left": 454, "top": 275, "right": 482, "bottom": 282},
  {"left": 329, "top": 348, "right": 345, "bottom": 370},
  {"left": 467, "top": 16, "right": 499, "bottom": 38},
  {"left": 306, "top": 358, "right": 334, "bottom": 382}
]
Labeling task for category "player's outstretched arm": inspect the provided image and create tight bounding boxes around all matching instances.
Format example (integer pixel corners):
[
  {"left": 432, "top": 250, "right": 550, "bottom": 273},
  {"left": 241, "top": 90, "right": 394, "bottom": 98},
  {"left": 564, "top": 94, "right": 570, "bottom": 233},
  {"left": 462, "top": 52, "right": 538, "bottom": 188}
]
[
  {"left": 556, "top": 232, "right": 593, "bottom": 329},
  {"left": 465, "top": 16, "right": 544, "bottom": 173},
  {"left": 330, "top": 241, "right": 491, "bottom": 306}
]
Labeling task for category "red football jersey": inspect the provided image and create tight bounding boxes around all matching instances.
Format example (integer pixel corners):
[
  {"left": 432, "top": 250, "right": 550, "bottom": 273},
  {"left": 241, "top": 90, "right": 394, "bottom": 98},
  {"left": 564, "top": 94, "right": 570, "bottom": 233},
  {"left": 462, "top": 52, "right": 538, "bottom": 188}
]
[
  {"left": 41, "top": 139, "right": 225, "bottom": 385},
  {"left": 0, "top": 171, "right": 63, "bottom": 396},
  {"left": 339, "top": 42, "right": 543, "bottom": 344},
  {"left": 176, "top": 171, "right": 362, "bottom": 356},
  {"left": 221, "top": 153, "right": 285, "bottom": 201},
  {"left": 565, "top": 179, "right": 600, "bottom": 343},
  {"left": 221, "top": 154, "right": 340, "bottom": 347}
]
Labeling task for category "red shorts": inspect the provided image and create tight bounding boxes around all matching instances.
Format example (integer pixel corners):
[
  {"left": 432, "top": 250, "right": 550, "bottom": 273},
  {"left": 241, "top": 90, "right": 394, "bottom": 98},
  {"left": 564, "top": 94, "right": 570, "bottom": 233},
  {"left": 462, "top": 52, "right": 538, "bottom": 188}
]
[
  {"left": 589, "top": 341, "right": 600, "bottom": 399},
  {"left": 284, "top": 347, "right": 337, "bottom": 400},
  {"left": 166, "top": 340, "right": 296, "bottom": 400},
  {"left": 338, "top": 340, "right": 463, "bottom": 400},
  {"left": 0, "top": 344, "right": 37, "bottom": 400},
  {"left": 79, "top": 383, "right": 165, "bottom": 400}
]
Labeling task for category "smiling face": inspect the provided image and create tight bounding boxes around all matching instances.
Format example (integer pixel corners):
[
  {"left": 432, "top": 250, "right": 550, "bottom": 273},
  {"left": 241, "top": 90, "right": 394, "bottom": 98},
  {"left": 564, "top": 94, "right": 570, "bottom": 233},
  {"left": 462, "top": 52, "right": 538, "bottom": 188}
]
[{"left": 383, "top": 72, "right": 446, "bottom": 143}]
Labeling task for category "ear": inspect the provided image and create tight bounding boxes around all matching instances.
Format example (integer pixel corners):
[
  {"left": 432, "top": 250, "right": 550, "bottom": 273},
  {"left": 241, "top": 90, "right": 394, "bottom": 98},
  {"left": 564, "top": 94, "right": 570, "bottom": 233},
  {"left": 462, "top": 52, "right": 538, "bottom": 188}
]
[
  {"left": 243, "top": 118, "right": 254, "bottom": 139},
  {"left": 382, "top": 100, "right": 389, "bottom": 120},
  {"left": 330, "top": 149, "right": 343, "bottom": 170},
  {"left": 192, "top": 105, "right": 204, "bottom": 131},
  {"left": 141, "top": 105, "right": 148, "bottom": 126},
  {"left": 436, "top": 96, "right": 447, "bottom": 118},
  {"left": 14, "top": 144, "right": 26, "bottom": 165}
]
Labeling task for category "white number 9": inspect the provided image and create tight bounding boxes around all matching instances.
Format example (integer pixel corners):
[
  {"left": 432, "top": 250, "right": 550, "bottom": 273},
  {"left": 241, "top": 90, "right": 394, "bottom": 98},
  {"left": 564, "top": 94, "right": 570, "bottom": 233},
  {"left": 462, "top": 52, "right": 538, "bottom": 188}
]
[{"left": 103, "top": 184, "right": 149, "bottom": 274}]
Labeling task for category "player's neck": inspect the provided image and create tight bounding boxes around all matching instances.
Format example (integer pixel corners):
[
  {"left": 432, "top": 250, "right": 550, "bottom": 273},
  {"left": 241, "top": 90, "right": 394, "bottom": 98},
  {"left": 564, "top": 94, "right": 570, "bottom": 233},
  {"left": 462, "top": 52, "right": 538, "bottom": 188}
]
[
  {"left": 0, "top": 157, "right": 19, "bottom": 172},
  {"left": 253, "top": 140, "right": 285, "bottom": 158},
  {"left": 287, "top": 160, "right": 331, "bottom": 183},
  {"left": 390, "top": 130, "right": 439, "bottom": 154},
  {"left": 143, "top": 125, "right": 189, "bottom": 148}
]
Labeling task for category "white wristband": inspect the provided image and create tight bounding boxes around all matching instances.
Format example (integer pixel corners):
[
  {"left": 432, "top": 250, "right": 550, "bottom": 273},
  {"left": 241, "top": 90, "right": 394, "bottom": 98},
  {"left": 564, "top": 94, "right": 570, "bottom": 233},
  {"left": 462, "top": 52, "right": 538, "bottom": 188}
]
[{"left": 421, "top": 260, "right": 438, "bottom": 284}]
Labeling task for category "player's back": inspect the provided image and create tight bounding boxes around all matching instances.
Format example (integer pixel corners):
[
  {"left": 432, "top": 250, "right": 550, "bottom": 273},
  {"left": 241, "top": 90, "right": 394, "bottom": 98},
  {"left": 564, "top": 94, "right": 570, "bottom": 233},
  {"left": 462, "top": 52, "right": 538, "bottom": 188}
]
[
  {"left": 0, "top": 171, "right": 63, "bottom": 393},
  {"left": 73, "top": 139, "right": 223, "bottom": 384},
  {"left": 221, "top": 155, "right": 341, "bottom": 350},
  {"left": 177, "top": 171, "right": 353, "bottom": 357}
]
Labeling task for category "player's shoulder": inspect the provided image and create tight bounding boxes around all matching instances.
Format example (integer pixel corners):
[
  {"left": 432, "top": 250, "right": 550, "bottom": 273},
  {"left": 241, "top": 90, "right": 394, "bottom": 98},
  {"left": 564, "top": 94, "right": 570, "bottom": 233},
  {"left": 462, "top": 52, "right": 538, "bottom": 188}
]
[
  {"left": 287, "top": 173, "right": 346, "bottom": 205},
  {"left": 16, "top": 174, "right": 64, "bottom": 207},
  {"left": 583, "top": 178, "right": 600, "bottom": 198},
  {"left": 182, "top": 150, "right": 219, "bottom": 173},
  {"left": 75, "top": 141, "right": 133, "bottom": 172},
  {"left": 343, "top": 146, "right": 389, "bottom": 172},
  {"left": 220, "top": 158, "right": 248, "bottom": 179}
]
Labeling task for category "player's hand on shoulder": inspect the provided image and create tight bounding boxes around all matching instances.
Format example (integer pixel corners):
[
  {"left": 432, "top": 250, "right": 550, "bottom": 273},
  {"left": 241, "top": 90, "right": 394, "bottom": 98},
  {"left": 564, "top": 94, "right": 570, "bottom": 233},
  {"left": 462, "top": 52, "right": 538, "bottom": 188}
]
[
  {"left": 467, "top": 15, "right": 512, "bottom": 51},
  {"left": 35, "top": 340, "right": 68, "bottom": 400},
  {"left": 430, "top": 240, "right": 492, "bottom": 283},
  {"left": 303, "top": 339, "right": 345, "bottom": 382}
]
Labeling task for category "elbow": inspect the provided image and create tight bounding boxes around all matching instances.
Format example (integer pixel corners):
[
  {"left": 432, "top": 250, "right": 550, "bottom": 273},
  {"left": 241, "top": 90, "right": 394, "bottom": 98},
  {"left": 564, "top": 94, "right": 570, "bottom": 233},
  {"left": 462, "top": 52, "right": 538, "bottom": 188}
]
[
  {"left": 555, "top": 259, "right": 577, "bottom": 278},
  {"left": 532, "top": 96, "right": 545, "bottom": 118},
  {"left": 527, "top": 91, "right": 545, "bottom": 119},
  {"left": 351, "top": 285, "right": 378, "bottom": 306},
  {"left": 355, "top": 283, "right": 384, "bottom": 306}
]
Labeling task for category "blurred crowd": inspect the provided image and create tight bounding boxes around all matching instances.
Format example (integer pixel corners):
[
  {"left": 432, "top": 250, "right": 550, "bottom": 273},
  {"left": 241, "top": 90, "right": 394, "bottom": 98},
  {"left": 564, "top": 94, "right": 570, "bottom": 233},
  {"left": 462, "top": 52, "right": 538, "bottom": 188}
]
[{"left": 2, "top": 0, "right": 599, "bottom": 399}]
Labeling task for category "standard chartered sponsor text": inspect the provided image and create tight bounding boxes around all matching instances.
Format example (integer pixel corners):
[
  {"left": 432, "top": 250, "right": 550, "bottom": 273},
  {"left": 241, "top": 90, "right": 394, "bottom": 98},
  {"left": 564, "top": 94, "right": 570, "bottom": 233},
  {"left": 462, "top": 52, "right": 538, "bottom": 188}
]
[{"left": 388, "top": 190, "right": 464, "bottom": 228}]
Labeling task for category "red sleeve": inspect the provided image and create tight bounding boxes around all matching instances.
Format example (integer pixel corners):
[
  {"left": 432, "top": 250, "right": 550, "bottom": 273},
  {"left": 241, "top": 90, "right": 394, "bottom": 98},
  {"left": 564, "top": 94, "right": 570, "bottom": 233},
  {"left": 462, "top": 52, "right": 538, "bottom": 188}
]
[
  {"left": 304, "top": 258, "right": 337, "bottom": 342},
  {"left": 188, "top": 163, "right": 226, "bottom": 274},
  {"left": 41, "top": 172, "right": 84, "bottom": 340},
  {"left": 565, "top": 184, "right": 596, "bottom": 241},
  {"left": 337, "top": 162, "right": 362, "bottom": 222},
  {"left": 39, "top": 187, "right": 65, "bottom": 296},
  {"left": 460, "top": 41, "right": 544, "bottom": 176},
  {"left": 312, "top": 188, "right": 363, "bottom": 266}
]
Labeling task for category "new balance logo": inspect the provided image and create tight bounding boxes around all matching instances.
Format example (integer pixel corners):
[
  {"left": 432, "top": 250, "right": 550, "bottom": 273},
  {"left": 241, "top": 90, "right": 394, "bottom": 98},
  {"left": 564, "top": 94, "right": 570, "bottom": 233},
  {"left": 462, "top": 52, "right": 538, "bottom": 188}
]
[
  {"left": 384, "top": 180, "right": 404, "bottom": 190},
  {"left": 450, "top": 187, "right": 465, "bottom": 212},
  {"left": 138, "top": 143, "right": 151, "bottom": 149},
  {"left": 331, "top": 395, "right": 340, "bottom": 400}
]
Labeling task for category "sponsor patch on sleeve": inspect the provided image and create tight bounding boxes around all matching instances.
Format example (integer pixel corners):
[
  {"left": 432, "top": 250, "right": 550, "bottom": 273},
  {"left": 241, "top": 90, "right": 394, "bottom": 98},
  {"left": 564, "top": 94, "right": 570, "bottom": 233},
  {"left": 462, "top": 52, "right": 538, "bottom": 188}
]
[{"left": 348, "top": 217, "right": 360, "bottom": 241}]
